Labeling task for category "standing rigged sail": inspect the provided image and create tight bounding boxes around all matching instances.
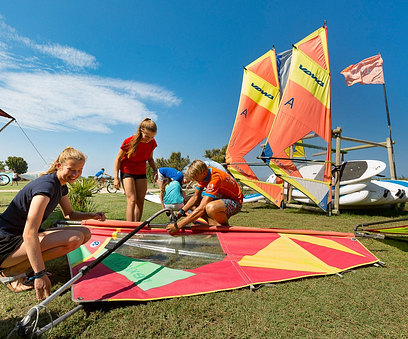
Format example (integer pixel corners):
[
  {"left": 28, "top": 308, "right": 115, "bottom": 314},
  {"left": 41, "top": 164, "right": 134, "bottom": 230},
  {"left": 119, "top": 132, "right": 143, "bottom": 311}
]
[
  {"left": 226, "top": 49, "right": 284, "bottom": 207},
  {"left": 266, "top": 25, "right": 332, "bottom": 210}
]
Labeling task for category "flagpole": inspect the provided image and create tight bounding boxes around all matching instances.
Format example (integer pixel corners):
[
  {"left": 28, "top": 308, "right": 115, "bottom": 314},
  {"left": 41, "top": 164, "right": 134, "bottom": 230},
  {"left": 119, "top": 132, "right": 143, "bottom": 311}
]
[{"left": 382, "top": 82, "right": 397, "bottom": 179}]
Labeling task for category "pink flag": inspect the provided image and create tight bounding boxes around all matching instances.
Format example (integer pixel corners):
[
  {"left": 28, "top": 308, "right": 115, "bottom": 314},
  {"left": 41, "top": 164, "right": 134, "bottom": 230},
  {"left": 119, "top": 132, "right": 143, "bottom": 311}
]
[{"left": 341, "top": 54, "right": 384, "bottom": 86}]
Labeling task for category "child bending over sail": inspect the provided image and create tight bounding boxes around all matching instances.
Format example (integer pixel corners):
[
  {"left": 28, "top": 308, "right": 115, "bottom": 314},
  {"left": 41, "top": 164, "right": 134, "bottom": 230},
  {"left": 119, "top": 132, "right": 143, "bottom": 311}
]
[
  {"left": 156, "top": 167, "right": 189, "bottom": 191},
  {"left": 166, "top": 159, "right": 243, "bottom": 234},
  {"left": 160, "top": 177, "right": 185, "bottom": 210}
]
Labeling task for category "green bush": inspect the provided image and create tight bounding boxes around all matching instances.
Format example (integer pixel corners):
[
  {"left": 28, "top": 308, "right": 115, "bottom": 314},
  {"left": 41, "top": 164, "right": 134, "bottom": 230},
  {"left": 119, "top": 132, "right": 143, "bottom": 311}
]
[{"left": 67, "top": 177, "right": 97, "bottom": 212}]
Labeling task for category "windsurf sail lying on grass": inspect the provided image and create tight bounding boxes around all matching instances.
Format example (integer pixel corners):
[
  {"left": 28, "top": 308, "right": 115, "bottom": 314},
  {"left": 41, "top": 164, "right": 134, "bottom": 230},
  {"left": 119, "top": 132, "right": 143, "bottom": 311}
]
[
  {"left": 266, "top": 25, "right": 332, "bottom": 211},
  {"left": 66, "top": 219, "right": 379, "bottom": 302},
  {"left": 225, "top": 49, "right": 284, "bottom": 208},
  {"left": 355, "top": 217, "right": 408, "bottom": 238}
]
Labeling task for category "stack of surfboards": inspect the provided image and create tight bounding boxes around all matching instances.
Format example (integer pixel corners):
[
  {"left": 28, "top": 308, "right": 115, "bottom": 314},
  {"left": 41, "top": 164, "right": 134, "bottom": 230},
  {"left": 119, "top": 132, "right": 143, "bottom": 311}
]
[
  {"left": 292, "top": 160, "right": 408, "bottom": 207},
  {"left": 145, "top": 160, "right": 407, "bottom": 208}
]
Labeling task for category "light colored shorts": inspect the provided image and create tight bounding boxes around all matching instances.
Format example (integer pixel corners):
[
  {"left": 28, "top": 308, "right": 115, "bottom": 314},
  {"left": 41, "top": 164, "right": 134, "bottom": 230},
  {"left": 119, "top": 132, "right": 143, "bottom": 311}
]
[{"left": 164, "top": 203, "right": 184, "bottom": 211}]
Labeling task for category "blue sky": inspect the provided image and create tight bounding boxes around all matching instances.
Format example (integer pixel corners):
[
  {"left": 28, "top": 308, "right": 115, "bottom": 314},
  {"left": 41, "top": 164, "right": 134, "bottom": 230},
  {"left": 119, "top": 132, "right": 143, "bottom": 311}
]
[{"left": 0, "top": 1, "right": 407, "bottom": 178}]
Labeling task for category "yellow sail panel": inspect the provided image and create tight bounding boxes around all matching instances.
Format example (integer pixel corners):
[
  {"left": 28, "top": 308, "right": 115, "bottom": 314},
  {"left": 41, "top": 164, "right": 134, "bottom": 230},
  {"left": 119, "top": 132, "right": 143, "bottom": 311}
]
[
  {"left": 290, "top": 49, "right": 331, "bottom": 110},
  {"left": 242, "top": 69, "right": 280, "bottom": 112},
  {"left": 285, "top": 141, "right": 306, "bottom": 158},
  {"left": 229, "top": 167, "right": 283, "bottom": 206},
  {"left": 365, "top": 226, "right": 408, "bottom": 235}
]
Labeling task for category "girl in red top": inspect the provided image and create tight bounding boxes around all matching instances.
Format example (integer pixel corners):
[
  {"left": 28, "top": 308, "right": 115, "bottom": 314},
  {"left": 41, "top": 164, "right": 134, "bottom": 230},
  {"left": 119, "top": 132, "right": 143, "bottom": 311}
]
[{"left": 113, "top": 118, "right": 158, "bottom": 222}]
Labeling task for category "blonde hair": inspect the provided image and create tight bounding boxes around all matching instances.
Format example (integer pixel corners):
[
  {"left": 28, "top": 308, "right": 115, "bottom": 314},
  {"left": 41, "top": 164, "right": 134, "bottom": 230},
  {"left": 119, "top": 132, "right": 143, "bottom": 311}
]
[
  {"left": 160, "top": 177, "right": 172, "bottom": 200},
  {"left": 185, "top": 159, "right": 208, "bottom": 181},
  {"left": 41, "top": 147, "right": 87, "bottom": 176},
  {"left": 127, "top": 118, "right": 157, "bottom": 157}
]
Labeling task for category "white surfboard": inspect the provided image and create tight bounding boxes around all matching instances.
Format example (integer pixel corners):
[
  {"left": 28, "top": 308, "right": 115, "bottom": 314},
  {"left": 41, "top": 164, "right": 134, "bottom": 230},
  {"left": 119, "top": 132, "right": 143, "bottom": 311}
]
[
  {"left": 355, "top": 180, "right": 408, "bottom": 206},
  {"left": 290, "top": 179, "right": 370, "bottom": 199},
  {"left": 145, "top": 191, "right": 161, "bottom": 204},
  {"left": 243, "top": 193, "right": 264, "bottom": 203},
  {"left": 338, "top": 160, "right": 386, "bottom": 185},
  {"left": 294, "top": 190, "right": 370, "bottom": 206},
  {"left": 298, "top": 160, "right": 386, "bottom": 185},
  {"left": 334, "top": 180, "right": 407, "bottom": 207},
  {"left": 294, "top": 179, "right": 408, "bottom": 207},
  {"left": 338, "top": 190, "right": 371, "bottom": 205}
]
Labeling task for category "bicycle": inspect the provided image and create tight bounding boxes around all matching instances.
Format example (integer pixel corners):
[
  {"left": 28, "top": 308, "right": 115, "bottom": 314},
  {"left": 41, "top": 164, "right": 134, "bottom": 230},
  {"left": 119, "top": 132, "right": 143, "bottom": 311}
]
[
  {"left": 91, "top": 178, "right": 118, "bottom": 194},
  {"left": 0, "top": 174, "right": 11, "bottom": 186}
]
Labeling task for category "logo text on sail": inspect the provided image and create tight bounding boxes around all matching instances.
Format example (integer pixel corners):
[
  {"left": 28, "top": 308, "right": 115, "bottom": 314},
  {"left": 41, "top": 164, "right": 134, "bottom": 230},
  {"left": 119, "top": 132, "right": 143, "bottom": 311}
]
[
  {"left": 299, "top": 65, "right": 324, "bottom": 87},
  {"left": 251, "top": 83, "right": 274, "bottom": 99}
]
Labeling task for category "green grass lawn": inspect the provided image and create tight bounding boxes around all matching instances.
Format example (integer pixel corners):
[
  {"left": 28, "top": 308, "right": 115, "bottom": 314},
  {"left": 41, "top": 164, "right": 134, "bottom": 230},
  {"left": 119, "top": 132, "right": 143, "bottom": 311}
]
[{"left": 1, "top": 187, "right": 408, "bottom": 338}]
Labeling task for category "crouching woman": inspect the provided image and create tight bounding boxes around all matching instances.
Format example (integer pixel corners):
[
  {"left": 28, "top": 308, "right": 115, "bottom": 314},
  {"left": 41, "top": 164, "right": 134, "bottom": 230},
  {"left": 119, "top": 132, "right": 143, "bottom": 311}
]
[{"left": 0, "top": 147, "right": 106, "bottom": 300}]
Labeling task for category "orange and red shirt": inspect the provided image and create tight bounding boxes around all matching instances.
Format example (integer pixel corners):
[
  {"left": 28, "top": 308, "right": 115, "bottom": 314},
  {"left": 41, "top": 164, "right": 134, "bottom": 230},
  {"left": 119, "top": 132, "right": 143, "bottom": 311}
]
[
  {"left": 196, "top": 167, "right": 243, "bottom": 203},
  {"left": 120, "top": 136, "right": 157, "bottom": 175}
]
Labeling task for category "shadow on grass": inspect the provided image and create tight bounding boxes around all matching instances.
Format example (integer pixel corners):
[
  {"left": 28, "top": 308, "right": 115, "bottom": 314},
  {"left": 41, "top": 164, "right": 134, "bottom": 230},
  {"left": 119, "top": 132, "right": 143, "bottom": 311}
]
[
  {"left": 341, "top": 208, "right": 408, "bottom": 218},
  {"left": 1, "top": 310, "right": 62, "bottom": 339},
  {"left": 380, "top": 237, "right": 408, "bottom": 252},
  {"left": 83, "top": 300, "right": 146, "bottom": 315}
]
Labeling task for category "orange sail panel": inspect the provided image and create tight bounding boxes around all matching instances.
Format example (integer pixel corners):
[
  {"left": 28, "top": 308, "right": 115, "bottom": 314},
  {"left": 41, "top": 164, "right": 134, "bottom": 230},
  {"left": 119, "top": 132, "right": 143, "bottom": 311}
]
[
  {"left": 226, "top": 50, "right": 284, "bottom": 207},
  {"left": 267, "top": 26, "right": 332, "bottom": 210}
]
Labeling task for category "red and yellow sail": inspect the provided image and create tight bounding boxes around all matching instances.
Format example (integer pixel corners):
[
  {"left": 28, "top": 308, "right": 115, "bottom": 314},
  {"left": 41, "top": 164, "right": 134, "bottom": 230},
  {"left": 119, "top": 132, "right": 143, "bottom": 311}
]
[
  {"left": 67, "top": 220, "right": 379, "bottom": 302},
  {"left": 267, "top": 26, "right": 332, "bottom": 210},
  {"left": 226, "top": 49, "right": 284, "bottom": 207}
]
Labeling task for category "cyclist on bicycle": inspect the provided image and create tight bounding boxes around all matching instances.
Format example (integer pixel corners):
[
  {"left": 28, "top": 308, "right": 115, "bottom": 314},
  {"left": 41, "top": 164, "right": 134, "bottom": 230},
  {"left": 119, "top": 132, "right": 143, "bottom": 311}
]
[{"left": 94, "top": 168, "right": 111, "bottom": 187}]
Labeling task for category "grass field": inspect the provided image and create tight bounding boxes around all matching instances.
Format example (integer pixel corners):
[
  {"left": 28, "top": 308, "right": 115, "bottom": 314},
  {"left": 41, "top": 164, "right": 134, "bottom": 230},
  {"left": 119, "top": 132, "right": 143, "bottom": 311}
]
[{"left": 1, "top": 185, "right": 408, "bottom": 338}]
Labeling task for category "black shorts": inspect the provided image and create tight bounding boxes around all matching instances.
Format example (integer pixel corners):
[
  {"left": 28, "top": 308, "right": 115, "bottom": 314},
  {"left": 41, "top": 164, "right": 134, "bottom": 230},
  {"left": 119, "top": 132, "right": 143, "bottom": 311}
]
[
  {"left": 0, "top": 235, "right": 24, "bottom": 268},
  {"left": 121, "top": 173, "right": 147, "bottom": 180}
]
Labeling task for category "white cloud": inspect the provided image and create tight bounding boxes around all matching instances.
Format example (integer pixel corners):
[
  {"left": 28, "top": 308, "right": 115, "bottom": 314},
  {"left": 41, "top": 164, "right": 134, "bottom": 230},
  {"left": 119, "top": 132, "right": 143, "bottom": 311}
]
[
  {"left": 0, "top": 15, "right": 181, "bottom": 133},
  {"left": 0, "top": 17, "right": 98, "bottom": 69},
  {"left": 0, "top": 72, "right": 181, "bottom": 132},
  {"left": 34, "top": 43, "right": 99, "bottom": 69}
]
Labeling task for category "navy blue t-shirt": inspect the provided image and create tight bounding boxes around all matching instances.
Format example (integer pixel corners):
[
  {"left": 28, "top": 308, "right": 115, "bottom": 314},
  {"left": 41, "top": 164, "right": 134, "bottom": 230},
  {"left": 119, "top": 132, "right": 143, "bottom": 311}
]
[{"left": 0, "top": 172, "right": 68, "bottom": 236}]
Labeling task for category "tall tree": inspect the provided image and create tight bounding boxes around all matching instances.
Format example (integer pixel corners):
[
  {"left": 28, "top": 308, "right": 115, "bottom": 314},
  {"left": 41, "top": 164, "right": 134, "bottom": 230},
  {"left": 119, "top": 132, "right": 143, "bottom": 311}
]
[
  {"left": 156, "top": 152, "right": 190, "bottom": 171},
  {"left": 0, "top": 160, "right": 5, "bottom": 171},
  {"left": 5, "top": 156, "right": 28, "bottom": 174},
  {"left": 203, "top": 144, "right": 228, "bottom": 164},
  {"left": 146, "top": 152, "right": 190, "bottom": 183}
]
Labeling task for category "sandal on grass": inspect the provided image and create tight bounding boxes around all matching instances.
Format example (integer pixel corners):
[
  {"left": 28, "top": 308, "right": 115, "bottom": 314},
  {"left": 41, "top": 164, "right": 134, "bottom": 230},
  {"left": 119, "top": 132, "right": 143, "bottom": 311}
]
[{"left": 0, "top": 270, "right": 34, "bottom": 293}]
